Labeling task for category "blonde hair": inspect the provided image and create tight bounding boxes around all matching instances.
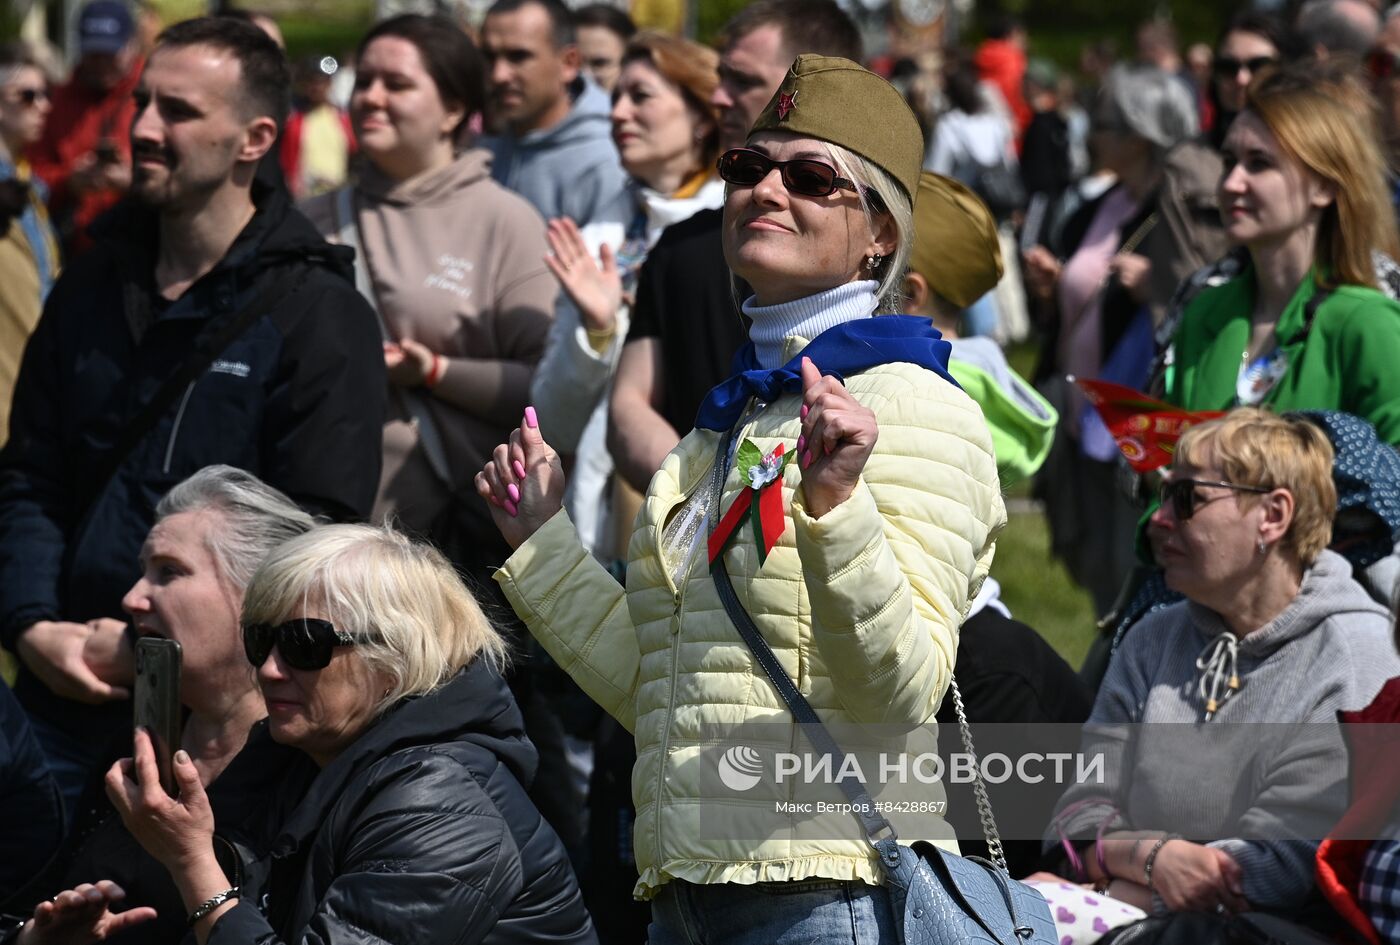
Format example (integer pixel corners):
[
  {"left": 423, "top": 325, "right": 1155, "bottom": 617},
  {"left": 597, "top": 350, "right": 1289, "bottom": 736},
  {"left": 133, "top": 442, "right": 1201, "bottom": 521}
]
[
  {"left": 242, "top": 524, "right": 508, "bottom": 713},
  {"left": 1176, "top": 407, "right": 1336, "bottom": 565},
  {"left": 824, "top": 141, "right": 913, "bottom": 313},
  {"left": 1245, "top": 63, "right": 1400, "bottom": 288}
]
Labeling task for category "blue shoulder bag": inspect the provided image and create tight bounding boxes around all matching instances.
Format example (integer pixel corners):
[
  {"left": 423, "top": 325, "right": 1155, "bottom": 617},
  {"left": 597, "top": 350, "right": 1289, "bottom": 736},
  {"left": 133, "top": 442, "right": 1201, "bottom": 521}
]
[{"left": 707, "top": 428, "right": 1057, "bottom": 945}]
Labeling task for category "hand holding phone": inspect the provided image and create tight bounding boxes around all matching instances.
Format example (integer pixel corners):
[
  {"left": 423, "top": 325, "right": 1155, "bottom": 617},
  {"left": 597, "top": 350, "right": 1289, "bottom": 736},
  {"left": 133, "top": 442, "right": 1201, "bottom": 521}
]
[{"left": 133, "top": 638, "right": 182, "bottom": 797}]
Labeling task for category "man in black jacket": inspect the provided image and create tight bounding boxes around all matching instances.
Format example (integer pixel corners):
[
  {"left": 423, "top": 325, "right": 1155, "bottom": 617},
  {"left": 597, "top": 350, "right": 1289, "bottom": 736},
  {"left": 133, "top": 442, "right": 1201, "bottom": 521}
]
[{"left": 0, "top": 17, "right": 384, "bottom": 810}]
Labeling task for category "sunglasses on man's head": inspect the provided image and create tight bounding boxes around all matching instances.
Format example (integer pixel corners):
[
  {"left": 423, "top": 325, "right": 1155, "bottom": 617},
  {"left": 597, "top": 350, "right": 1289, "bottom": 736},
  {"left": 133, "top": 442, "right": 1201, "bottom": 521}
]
[
  {"left": 1212, "top": 55, "right": 1276, "bottom": 78},
  {"left": 717, "top": 148, "right": 858, "bottom": 199},
  {"left": 242, "top": 617, "right": 364, "bottom": 671},
  {"left": 1159, "top": 477, "right": 1270, "bottom": 521}
]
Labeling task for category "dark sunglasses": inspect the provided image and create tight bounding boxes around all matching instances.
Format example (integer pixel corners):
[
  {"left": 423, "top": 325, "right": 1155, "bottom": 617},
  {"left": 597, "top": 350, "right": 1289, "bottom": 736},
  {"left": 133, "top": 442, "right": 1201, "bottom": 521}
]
[
  {"left": 1159, "top": 477, "right": 1270, "bottom": 521},
  {"left": 242, "top": 617, "right": 363, "bottom": 671},
  {"left": 9, "top": 87, "right": 47, "bottom": 107},
  {"left": 717, "top": 148, "right": 858, "bottom": 198},
  {"left": 1213, "top": 55, "right": 1276, "bottom": 78}
]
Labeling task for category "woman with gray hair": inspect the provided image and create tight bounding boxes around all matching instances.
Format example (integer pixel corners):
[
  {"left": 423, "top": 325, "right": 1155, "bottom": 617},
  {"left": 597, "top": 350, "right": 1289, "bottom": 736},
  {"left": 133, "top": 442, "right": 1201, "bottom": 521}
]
[
  {"left": 0, "top": 465, "right": 316, "bottom": 945},
  {"left": 106, "top": 524, "right": 596, "bottom": 945},
  {"left": 1023, "top": 64, "right": 1199, "bottom": 617}
]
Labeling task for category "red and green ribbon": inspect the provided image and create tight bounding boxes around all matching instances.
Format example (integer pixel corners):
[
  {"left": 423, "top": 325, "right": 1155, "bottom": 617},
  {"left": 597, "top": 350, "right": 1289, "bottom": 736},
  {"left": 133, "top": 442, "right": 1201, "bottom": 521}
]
[{"left": 708, "top": 441, "right": 789, "bottom": 568}]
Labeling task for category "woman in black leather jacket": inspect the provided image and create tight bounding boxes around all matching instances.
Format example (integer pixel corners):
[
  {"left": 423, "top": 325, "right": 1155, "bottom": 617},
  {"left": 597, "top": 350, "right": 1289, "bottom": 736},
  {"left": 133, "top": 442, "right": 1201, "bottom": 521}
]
[{"left": 55, "top": 524, "right": 595, "bottom": 945}]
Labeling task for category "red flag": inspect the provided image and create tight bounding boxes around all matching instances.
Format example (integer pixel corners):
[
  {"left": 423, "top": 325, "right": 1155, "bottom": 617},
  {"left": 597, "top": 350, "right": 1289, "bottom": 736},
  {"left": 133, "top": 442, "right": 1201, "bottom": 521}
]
[{"left": 1072, "top": 378, "right": 1223, "bottom": 473}]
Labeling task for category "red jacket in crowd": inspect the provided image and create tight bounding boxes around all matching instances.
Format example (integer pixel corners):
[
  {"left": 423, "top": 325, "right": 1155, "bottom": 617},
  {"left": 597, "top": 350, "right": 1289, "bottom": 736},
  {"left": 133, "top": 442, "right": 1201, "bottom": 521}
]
[
  {"left": 974, "top": 38, "right": 1031, "bottom": 146},
  {"left": 1316, "top": 676, "right": 1400, "bottom": 945},
  {"left": 27, "top": 60, "right": 142, "bottom": 255}
]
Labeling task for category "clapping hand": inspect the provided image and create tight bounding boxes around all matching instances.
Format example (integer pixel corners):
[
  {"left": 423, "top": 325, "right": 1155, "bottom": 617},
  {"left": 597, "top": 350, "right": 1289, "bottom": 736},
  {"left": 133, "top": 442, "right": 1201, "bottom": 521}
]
[
  {"left": 543, "top": 218, "right": 622, "bottom": 334},
  {"left": 797, "top": 357, "right": 878, "bottom": 518},
  {"left": 474, "top": 407, "right": 568, "bottom": 549}
]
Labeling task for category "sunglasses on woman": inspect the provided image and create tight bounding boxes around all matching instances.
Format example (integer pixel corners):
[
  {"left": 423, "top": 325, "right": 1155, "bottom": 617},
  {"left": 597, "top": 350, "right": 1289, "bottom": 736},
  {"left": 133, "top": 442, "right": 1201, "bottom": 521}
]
[
  {"left": 242, "top": 617, "right": 365, "bottom": 671},
  {"left": 1212, "top": 55, "right": 1276, "bottom": 78},
  {"left": 1159, "top": 478, "right": 1270, "bottom": 521},
  {"left": 716, "top": 148, "right": 858, "bottom": 198}
]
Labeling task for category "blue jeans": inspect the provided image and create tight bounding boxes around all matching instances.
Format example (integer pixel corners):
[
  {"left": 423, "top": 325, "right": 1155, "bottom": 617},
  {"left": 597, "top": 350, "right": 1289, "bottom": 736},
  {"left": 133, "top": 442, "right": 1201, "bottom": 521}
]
[{"left": 647, "top": 879, "right": 898, "bottom": 945}]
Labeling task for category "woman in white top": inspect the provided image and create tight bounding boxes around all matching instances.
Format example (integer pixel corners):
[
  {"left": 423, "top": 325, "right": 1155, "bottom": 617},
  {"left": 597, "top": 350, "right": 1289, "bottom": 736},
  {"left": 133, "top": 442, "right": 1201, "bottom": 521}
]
[{"left": 530, "top": 31, "right": 723, "bottom": 557}]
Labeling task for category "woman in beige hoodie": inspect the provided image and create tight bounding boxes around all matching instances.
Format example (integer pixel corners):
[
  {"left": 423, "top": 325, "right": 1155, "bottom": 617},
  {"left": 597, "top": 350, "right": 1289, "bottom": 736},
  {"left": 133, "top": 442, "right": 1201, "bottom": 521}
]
[{"left": 301, "top": 14, "right": 555, "bottom": 557}]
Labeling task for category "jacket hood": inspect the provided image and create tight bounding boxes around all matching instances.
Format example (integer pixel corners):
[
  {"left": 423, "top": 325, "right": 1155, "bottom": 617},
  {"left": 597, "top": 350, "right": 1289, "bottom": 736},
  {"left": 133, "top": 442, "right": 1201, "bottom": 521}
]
[
  {"left": 91, "top": 176, "right": 357, "bottom": 285},
  {"left": 515, "top": 76, "right": 612, "bottom": 150},
  {"left": 946, "top": 337, "right": 1056, "bottom": 484},
  {"left": 1190, "top": 551, "right": 1388, "bottom": 659},
  {"left": 270, "top": 659, "right": 533, "bottom": 856},
  {"left": 355, "top": 148, "right": 492, "bottom": 208}
]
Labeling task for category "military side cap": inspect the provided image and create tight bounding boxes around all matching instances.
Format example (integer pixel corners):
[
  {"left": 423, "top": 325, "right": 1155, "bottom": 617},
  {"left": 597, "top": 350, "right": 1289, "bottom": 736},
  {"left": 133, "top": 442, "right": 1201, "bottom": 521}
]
[
  {"left": 751, "top": 55, "right": 924, "bottom": 203},
  {"left": 910, "top": 172, "right": 1003, "bottom": 309}
]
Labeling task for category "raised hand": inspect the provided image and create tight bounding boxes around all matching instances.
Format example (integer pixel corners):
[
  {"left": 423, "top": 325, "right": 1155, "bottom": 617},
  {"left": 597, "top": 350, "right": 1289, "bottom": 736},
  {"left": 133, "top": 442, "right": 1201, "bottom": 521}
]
[
  {"left": 17, "top": 881, "right": 156, "bottom": 945},
  {"left": 543, "top": 217, "right": 622, "bottom": 334},
  {"left": 105, "top": 729, "right": 216, "bottom": 871},
  {"left": 797, "top": 357, "right": 878, "bottom": 519},
  {"left": 474, "top": 406, "right": 568, "bottom": 549}
]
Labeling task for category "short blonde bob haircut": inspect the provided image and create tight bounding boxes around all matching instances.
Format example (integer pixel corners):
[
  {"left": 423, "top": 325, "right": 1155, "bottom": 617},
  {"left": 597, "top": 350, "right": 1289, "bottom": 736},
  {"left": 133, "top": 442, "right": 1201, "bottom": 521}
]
[
  {"left": 241, "top": 524, "right": 508, "bottom": 713},
  {"left": 1244, "top": 63, "right": 1400, "bottom": 289},
  {"left": 1175, "top": 407, "right": 1336, "bottom": 565}
]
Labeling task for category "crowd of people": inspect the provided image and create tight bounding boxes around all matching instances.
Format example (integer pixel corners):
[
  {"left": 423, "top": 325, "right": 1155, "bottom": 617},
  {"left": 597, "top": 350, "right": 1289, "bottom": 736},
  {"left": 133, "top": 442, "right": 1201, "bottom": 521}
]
[{"left": 0, "top": 0, "right": 1398, "bottom": 944}]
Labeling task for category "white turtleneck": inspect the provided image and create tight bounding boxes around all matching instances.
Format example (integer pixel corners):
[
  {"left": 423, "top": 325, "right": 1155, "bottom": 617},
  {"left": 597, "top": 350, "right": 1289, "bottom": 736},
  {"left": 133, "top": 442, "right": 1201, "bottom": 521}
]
[{"left": 743, "top": 280, "right": 880, "bottom": 369}]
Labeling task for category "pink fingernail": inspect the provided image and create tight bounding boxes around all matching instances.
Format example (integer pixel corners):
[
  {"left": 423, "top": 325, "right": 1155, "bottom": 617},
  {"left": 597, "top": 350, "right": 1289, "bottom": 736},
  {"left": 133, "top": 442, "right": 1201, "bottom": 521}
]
[
  {"left": 486, "top": 494, "right": 501, "bottom": 508},
  {"left": 797, "top": 435, "right": 806, "bottom": 454},
  {"left": 802, "top": 449, "right": 813, "bottom": 468},
  {"left": 524, "top": 406, "right": 538, "bottom": 429},
  {"left": 512, "top": 460, "right": 526, "bottom": 480},
  {"left": 507, "top": 483, "right": 520, "bottom": 503},
  {"left": 801, "top": 404, "right": 809, "bottom": 419},
  {"left": 504, "top": 499, "right": 518, "bottom": 517}
]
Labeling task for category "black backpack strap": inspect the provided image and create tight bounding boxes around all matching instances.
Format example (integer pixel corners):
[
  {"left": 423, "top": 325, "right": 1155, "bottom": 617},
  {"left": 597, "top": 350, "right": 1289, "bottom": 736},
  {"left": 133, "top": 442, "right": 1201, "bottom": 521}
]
[{"left": 78, "top": 265, "right": 304, "bottom": 513}]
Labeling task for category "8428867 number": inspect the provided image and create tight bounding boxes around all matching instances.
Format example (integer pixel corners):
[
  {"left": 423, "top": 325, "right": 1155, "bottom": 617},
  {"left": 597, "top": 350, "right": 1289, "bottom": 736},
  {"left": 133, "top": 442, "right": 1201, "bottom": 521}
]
[{"left": 874, "top": 800, "right": 946, "bottom": 814}]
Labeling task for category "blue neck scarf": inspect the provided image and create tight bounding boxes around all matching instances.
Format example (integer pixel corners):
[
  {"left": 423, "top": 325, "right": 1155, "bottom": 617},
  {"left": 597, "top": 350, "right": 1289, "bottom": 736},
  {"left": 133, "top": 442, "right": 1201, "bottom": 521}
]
[{"left": 694, "top": 315, "right": 958, "bottom": 431}]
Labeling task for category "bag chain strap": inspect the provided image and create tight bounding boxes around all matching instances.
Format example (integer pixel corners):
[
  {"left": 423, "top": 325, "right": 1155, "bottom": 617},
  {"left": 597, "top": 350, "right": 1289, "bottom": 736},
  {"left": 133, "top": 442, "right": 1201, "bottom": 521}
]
[{"left": 948, "top": 675, "right": 1006, "bottom": 872}]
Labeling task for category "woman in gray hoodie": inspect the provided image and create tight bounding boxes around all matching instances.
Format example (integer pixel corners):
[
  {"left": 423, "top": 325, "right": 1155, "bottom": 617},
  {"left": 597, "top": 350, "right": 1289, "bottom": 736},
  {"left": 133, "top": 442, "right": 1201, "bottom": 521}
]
[
  {"left": 300, "top": 15, "right": 556, "bottom": 554},
  {"left": 1042, "top": 408, "right": 1400, "bottom": 930}
]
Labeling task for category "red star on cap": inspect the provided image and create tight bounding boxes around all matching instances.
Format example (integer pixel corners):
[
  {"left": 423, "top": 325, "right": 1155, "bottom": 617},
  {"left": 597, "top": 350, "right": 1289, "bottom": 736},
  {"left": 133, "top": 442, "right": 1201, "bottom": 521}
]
[{"left": 775, "top": 90, "right": 797, "bottom": 120}]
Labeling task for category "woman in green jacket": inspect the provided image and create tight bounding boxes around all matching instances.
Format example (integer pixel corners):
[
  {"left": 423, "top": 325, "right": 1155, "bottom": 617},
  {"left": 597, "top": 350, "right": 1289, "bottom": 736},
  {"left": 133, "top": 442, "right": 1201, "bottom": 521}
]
[{"left": 1163, "top": 62, "right": 1400, "bottom": 442}]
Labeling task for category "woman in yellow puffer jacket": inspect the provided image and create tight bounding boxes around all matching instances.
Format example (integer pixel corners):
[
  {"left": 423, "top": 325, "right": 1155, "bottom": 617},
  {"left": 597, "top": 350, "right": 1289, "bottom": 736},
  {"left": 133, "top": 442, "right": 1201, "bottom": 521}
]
[{"left": 476, "top": 55, "right": 1006, "bottom": 944}]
